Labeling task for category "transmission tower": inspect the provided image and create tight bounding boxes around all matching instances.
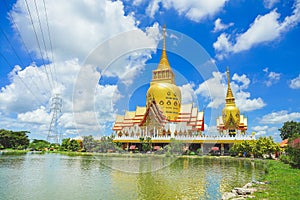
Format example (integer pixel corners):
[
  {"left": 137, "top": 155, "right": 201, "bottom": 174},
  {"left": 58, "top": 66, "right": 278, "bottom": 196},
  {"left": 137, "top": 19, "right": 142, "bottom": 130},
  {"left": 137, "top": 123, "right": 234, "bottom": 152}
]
[{"left": 47, "top": 94, "right": 62, "bottom": 144}]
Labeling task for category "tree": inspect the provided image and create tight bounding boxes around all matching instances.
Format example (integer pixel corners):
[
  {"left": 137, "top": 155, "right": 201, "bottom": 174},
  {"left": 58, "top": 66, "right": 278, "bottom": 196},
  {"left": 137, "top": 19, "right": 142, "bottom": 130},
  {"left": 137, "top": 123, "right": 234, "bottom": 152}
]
[
  {"left": 29, "top": 139, "right": 50, "bottom": 151},
  {"left": 61, "top": 138, "right": 71, "bottom": 151},
  {"left": 279, "top": 121, "right": 300, "bottom": 140},
  {"left": 69, "top": 140, "right": 81, "bottom": 151},
  {"left": 229, "top": 136, "right": 279, "bottom": 158},
  {"left": 229, "top": 140, "right": 255, "bottom": 157},
  {"left": 61, "top": 138, "right": 81, "bottom": 152},
  {"left": 0, "top": 129, "right": 30, "bottom": 149},
  {"left": 83, "top": 135, "right": 96, "bottom": 152}
]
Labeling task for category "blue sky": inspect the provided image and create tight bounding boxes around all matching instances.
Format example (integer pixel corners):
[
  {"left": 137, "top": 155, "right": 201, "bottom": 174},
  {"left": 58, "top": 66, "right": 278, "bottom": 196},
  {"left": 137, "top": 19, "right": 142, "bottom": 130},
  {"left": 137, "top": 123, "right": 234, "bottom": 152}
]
[{"left": 0, "top": 0, "right": 300, "bottom": 142}]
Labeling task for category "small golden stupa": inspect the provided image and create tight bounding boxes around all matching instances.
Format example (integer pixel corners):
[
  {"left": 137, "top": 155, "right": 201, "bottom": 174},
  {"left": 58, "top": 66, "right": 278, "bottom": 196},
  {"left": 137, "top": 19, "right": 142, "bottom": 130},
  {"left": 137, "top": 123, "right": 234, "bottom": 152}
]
[{"left": 217, "top": 68, "right": 247, "bottom": 135}]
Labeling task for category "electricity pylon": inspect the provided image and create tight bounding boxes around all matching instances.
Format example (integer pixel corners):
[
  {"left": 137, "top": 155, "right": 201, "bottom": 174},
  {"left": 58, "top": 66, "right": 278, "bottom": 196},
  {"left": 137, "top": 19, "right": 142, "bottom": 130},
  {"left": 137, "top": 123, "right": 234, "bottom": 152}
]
[{"left": 47, "top": 94, "right": 62, "bottom": 144}]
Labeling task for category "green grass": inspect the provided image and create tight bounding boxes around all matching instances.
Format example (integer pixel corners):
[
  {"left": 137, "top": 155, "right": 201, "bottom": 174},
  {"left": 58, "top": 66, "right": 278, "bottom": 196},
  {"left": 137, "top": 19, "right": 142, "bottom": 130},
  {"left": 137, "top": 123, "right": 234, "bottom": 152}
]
[
  {"left": 250, "top": 160, "right": 300, "bottom": 200},
  {"left": 0, "top": 149, "right": 29, "bottom": 155}
]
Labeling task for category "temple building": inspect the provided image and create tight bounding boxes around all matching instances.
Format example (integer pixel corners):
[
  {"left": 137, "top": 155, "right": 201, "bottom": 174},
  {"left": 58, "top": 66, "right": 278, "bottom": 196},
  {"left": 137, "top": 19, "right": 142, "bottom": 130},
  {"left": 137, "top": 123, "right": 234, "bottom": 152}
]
[
  {"left": 112, "top": 26, "right": 253, "bottom": 153},
  {"left": 112, "top": 25, "right": 204, "bottom": 139},
  {"left": 216, "top": 68, "right": 248, "bottom": 135}
]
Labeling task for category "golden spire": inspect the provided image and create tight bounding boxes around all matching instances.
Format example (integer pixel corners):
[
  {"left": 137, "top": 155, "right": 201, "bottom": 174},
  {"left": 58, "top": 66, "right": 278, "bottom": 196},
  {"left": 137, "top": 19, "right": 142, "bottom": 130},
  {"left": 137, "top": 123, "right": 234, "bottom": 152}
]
[
  {"left": 158, "top": 24, "right": 170, "bottom": 69},
  {"left": 225, "top": 67, "right": 235, "bottom": 105}
]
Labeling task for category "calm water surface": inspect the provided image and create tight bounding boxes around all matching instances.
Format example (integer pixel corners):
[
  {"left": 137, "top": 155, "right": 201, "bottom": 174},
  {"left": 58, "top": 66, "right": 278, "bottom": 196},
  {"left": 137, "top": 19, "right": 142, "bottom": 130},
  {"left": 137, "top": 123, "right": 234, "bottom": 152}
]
[{"left": 0, "top": 153, "right": 266, "bottom": 200}]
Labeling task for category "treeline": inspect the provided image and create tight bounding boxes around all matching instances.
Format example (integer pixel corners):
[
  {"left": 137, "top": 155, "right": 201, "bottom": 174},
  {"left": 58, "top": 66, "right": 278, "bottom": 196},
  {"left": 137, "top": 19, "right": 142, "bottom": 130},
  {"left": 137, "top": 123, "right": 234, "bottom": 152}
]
[
  {"left": 26, "top": 136, "right": 122, "bottom": 152},
  {"left": 0, "top": 129, "right": 30, "bottom": 150},
  {"left": 278, "top": 121, "right": 300, "bottom": 168},
  {"left": 229, "top": 136, "right": 279, "bottom": 158}
]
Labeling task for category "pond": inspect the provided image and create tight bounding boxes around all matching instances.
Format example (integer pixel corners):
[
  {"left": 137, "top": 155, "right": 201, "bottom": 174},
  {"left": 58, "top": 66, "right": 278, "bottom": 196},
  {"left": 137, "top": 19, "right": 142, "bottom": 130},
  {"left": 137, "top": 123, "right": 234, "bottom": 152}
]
[{"left": 0, "top": 153, "right": 266, "bottom": 200}]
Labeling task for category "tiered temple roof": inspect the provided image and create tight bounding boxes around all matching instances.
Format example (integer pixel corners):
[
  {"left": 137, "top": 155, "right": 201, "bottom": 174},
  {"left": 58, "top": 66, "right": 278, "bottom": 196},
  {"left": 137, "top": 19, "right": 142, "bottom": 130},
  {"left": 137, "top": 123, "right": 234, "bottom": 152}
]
[{"left": 112, "top": 102, "right": 204, "bottom": 132}]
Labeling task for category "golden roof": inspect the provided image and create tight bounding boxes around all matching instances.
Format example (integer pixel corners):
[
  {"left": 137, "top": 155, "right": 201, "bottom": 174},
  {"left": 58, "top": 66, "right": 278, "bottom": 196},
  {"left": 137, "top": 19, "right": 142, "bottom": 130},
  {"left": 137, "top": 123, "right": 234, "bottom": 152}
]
[{"left": 135, "top": 106, "right": 146, "bottom": 116}]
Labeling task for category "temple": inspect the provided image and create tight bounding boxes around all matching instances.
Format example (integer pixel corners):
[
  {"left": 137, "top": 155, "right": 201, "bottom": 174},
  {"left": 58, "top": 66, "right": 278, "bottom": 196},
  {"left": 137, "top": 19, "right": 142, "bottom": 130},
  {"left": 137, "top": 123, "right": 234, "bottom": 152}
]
[
  {"left": 112, "top": 26, "right": 253, "bottom": 154},
  {"left": 216, "top": 68, "right": 248, "bottom": 135}
]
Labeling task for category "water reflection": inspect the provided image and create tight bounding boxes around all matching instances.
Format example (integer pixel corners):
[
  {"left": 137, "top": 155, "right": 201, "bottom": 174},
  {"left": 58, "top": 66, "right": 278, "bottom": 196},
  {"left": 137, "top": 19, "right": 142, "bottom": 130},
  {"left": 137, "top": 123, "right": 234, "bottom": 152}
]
[{"left": 0, "top": 154, "right": 266, "bottom": 200}]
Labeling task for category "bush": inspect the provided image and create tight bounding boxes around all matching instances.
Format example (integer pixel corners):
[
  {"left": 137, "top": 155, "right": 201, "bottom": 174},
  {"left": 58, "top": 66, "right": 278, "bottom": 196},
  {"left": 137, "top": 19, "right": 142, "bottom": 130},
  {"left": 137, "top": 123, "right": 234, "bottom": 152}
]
[{"left": 196, "top": 148, "right": 203, "bottom": 156}]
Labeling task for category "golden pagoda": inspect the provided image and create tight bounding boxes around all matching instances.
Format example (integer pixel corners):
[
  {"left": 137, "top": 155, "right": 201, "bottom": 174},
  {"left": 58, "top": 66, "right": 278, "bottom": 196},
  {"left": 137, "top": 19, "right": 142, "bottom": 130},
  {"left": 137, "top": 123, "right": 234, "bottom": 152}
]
[
  {"left": 112, "top": 26, "right": 204, "bottom": 142},
  {"left": 217, "top": 68, "right": 247, "bottom": 135},
  {"left": 146, "top": 25, "right": 181, "bottom": 121}
]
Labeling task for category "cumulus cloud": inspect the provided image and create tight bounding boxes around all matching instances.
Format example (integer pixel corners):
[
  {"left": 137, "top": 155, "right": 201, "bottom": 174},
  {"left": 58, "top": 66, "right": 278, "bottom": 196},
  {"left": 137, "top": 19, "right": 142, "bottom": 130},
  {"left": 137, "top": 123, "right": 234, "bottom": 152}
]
[
  {"left": 11, "top": 0, "right": 140, "bottom": 62},
  {"left": 195, "top": 71, "right": 266, "bottom": 112},
  {"left": 18, "top": 106, "right": 51, "bottom": 124},
  {"left": 252, "top": 125, "right": 279, "bottom": 136},
  {"left": 260, "top": 110, "right": 300, "bottom": 124},
  {"left": 214, "top": 0, "right": 300, "bottom": 59},
  {"left": 289, "top": 74, "right": 300, "bottom": 89},
  {"left": 263, "top": 0, "right": 280, "bottom": 9},
  {"left": 195, "top": 71, "right": 225, "bottom": 108},
  {"left": 144, "top": 0, "right": 228, "bottom": 22},
  {"left": 179, "top": 83, "right": 197, "bottom": 104},
  {"left": 213, "top": 18, "right": 234, "bottom": 32},
  {"left": 263, "top": 68, "right": 281, "bottom": 86},
  {"left": 0, "top": 0, "right": 162, "bottom": 138},
  {"left": 252, "top": 125, "right": 269, "bottom": 136}
]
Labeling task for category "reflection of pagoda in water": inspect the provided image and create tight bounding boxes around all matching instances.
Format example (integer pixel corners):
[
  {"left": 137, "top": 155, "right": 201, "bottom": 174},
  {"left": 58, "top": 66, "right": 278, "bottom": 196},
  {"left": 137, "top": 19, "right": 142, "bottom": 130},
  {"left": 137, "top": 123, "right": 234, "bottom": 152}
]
[
  {"left": 216, "top": 68, "right": 248, "bottom": 135},
  {"left": 112, "top": 26, "right": 253, "bottom": 153}
]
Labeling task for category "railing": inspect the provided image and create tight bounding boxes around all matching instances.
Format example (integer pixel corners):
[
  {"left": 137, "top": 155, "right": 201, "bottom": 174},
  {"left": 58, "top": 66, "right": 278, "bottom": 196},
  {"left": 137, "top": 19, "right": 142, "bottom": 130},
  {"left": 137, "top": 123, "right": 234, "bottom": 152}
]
[{"left": 114, "top": 135, "right": 255, "bottom": 141}]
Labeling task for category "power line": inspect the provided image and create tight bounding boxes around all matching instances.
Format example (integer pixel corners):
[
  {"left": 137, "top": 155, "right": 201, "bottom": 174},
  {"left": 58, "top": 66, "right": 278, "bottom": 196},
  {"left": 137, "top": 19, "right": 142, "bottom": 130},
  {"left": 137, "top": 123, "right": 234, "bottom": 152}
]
[
  {"left": 0, "top": 52, "right": 44, "bottom": 105},
  {"left": 2, "top": 0, "right": 48, "bottom": 100},
  {"left": 3, "top": 0, "right": 34, "bottom": 64},
  {"left": 24, "top": 0, "right": 53, "bottom": 92},
  {"left": 42, "top": 0, "right": 58, "bottom": 89},
  {"left": 0, "top": 28, "right": 25, "bottom": 67},
  {"left": 33, "top": 0, "right": 55, "bottom": 89}
]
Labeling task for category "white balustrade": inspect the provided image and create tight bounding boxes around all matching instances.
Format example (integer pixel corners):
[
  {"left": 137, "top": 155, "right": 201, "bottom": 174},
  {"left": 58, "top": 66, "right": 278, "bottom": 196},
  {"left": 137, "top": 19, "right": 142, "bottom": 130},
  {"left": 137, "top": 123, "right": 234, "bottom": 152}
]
[{"left": 114, "top": 134, "right": 255, "bottom": 141}]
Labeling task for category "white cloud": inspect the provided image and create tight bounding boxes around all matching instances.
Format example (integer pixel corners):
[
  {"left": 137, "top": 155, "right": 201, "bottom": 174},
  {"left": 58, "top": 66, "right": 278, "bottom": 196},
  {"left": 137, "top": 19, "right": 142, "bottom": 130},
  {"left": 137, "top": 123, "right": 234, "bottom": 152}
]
[
  {"left": 133, "top": 0, "right": 144, "bottom": 6},
  {"left": 235, "top": 91, "right": 266, "bottom": 112},
  {"left": 2, "top": 0, "right": 162, "bottom": 138},
  {"left": 12, "top": 0, "right": 138, "bottom": 62},
  {"left": 11, "top": 0, "right": 159, "bottom": 81},
  {"left": 213, "top": 18, "right": 234, "bottom": 32},
  {"left": 214, "top": 0, "right": 300, "bottom": 58},
  {"left": 144, "top": 0, "right": 228, "bottom": 22},
  {"left": 0, "top": 59, "right": 122, "bottom": 136},
  {"left": 264, "top": 0, "right": 280, "bottom": 9},
  {"left": 252, "top": 125, "right": 269, "bottom": 136},
  {"left": 18, "top": 106, "right": 51, "bottom": 124},
  {"left": 213, "top": 33, "right": 232, "bottom": 60},
  {"left": 263, "top": 68, "right": 281, "bottom": 86},
  {"left": 195, "top": 71, "right": 266, "bottom": 112},
  {"left": 289, "top": 74, "right": 300, "bottom": 89},
  {"left": 195, "top": 71, "right": 225, "bottom": 108},
  {"left": 146, "top": 0, "right": 161, "bottom": 18},
  {"left": 179, "top": 83, "right": 197, "bottom": 104},
  {"left": 232, "top": 73, "right": 250, "bottom": 89},
  {"left": 261, "top": 110, "right": 300, "bottom": 124}
]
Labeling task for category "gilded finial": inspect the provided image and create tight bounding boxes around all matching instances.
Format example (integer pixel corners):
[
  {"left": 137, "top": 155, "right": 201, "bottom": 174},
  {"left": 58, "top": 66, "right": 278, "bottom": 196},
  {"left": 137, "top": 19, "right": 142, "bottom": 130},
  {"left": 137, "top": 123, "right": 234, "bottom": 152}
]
[
  {"left": 226, "top": 67, "right": 230, "bottom": 87},
  {"left": 163, "top": 24, "right": 166, "bottom": 51},
  {"left": 157, "top": 24, "right": 171, "bottom": 70}
]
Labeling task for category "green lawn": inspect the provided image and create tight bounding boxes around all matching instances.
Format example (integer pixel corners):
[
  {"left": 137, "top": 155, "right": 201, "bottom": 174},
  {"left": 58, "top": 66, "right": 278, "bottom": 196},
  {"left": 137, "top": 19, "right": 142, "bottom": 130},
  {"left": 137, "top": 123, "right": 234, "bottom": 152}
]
[{"left": 250, "top": 160, "right": 300, "bottom": 200}]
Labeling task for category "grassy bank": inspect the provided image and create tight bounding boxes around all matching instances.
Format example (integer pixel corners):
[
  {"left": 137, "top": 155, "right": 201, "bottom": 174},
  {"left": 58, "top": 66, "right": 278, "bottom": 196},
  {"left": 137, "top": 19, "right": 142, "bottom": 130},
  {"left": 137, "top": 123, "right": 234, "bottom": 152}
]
[
  {"left": 250, "top": 160, "right": 300, "bottom": 200},
  {"left": 0, "top": 149, "right": 29, "bottom": 155}
]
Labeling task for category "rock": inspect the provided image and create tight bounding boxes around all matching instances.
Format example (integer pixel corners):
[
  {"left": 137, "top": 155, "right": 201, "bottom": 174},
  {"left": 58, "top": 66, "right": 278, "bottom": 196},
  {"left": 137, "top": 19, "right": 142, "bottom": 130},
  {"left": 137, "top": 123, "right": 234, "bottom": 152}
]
[
  {"left": 243, "top": 182, "right": 253, "bottom": 188},
  {"left": 231, "top": 197, "right": 246, "bottom": 200},
  {"left": 234, "top": 188, "right": 256, "bottom": 195},
  {"left": 222, "top": 192, "right": 237, "bottom": 200},
  {"left": 231, "top": 189, "right": 238, "bottom": 195}
]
